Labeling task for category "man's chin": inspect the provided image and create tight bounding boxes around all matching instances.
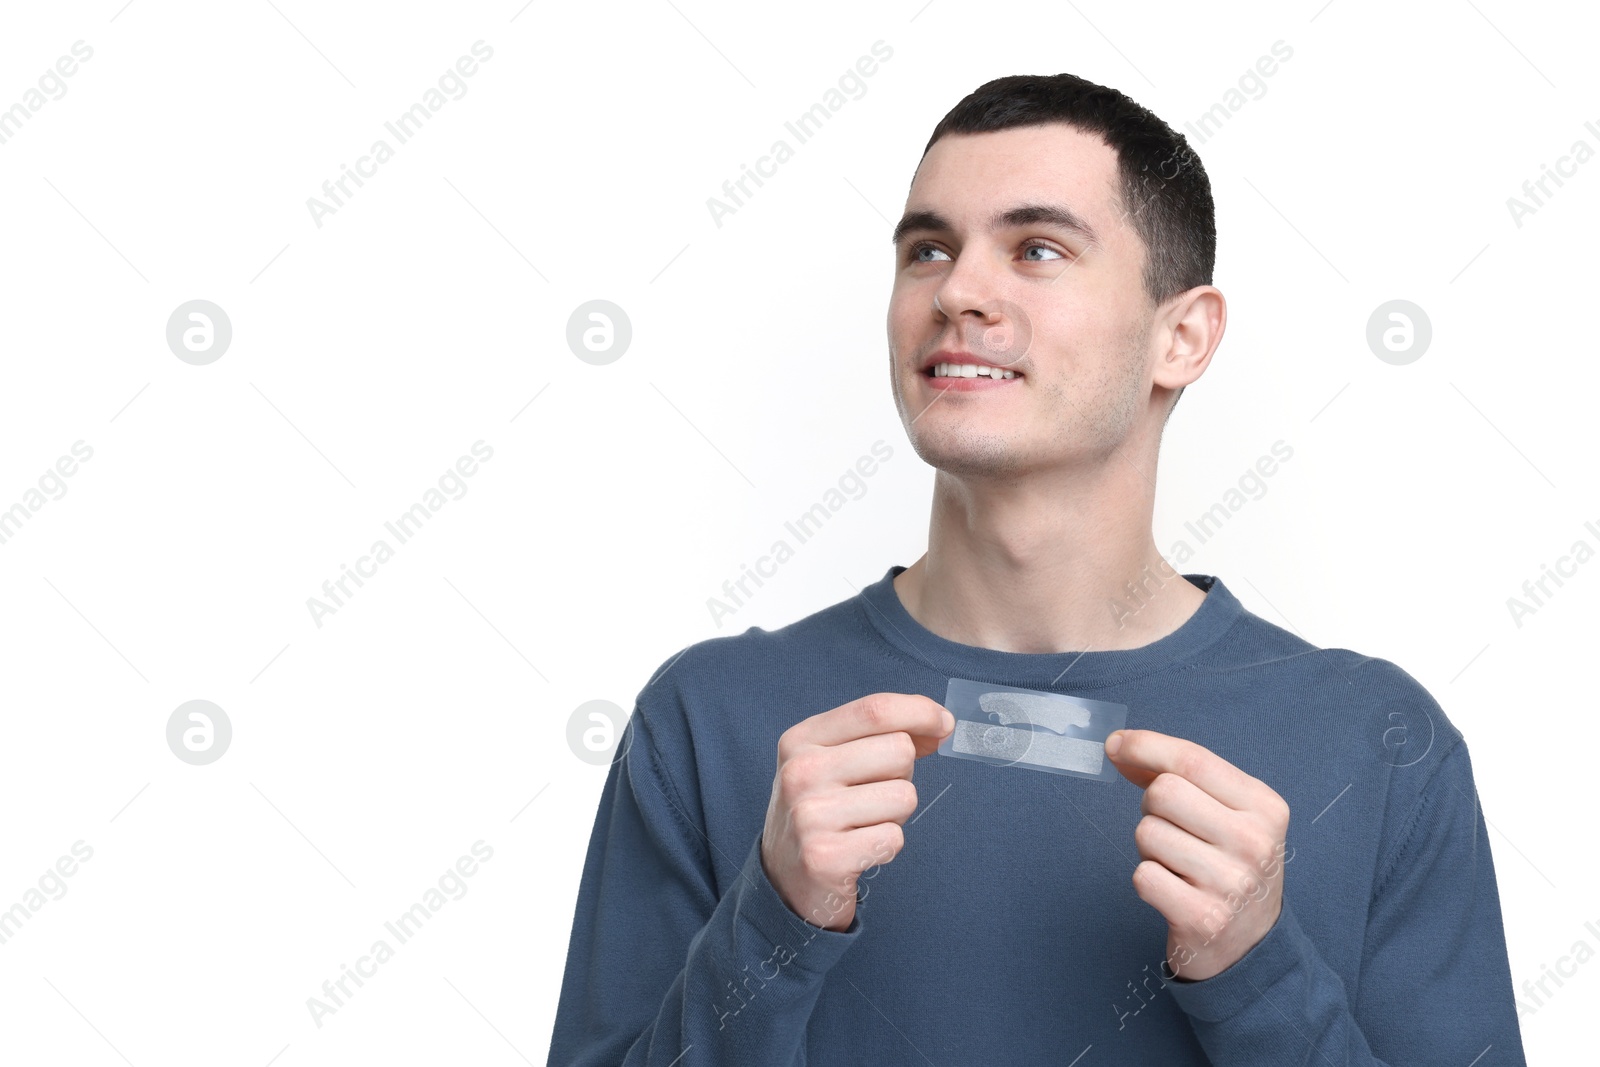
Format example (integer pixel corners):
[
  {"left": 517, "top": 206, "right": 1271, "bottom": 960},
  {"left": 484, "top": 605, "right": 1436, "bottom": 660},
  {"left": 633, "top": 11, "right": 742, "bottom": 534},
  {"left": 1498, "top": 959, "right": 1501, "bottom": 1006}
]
[{"left": 906, "top": 432, "right": 1033, "bottom": 480}]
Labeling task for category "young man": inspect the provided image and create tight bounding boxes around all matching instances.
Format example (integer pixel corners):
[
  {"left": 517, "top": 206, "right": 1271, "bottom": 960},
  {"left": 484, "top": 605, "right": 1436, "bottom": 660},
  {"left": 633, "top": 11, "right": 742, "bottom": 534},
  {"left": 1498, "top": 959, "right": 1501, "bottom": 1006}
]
[{"left": 546, "top": 74, "right": 1526, "bottom": 1065}]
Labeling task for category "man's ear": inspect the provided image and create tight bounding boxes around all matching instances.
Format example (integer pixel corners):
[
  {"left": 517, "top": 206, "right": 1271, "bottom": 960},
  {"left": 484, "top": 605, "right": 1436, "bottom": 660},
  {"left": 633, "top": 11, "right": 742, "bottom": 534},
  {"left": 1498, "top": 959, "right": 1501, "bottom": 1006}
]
[{"left": 1152, "top": 285, "right": 1226, "bottom": 394}]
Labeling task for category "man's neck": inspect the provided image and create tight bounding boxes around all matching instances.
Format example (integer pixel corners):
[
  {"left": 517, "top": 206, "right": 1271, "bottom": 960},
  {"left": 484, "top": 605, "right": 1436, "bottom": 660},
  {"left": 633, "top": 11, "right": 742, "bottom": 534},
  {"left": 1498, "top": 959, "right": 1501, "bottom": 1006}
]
[{"left": 892, "top": 464, "right": 1204, "bottom": 655}]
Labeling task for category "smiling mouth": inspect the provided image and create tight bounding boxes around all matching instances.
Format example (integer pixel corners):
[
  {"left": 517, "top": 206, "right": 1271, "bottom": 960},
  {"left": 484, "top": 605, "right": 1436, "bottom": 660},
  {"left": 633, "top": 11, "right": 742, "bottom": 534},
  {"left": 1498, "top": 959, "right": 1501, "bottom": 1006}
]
[{"left": 925, "top": 362, "right": 1020, "bottom": 380}]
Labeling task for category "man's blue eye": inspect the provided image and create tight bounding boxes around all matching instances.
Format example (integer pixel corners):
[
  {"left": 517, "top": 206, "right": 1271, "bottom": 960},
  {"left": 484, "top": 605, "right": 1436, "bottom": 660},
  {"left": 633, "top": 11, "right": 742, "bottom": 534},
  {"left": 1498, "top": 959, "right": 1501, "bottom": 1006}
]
[
  {"left": 1023, "top": 243, "right": 1065, "bottom": 261},
  {"left": 912, "top": 243, "right": 950, "bottom": 262}
]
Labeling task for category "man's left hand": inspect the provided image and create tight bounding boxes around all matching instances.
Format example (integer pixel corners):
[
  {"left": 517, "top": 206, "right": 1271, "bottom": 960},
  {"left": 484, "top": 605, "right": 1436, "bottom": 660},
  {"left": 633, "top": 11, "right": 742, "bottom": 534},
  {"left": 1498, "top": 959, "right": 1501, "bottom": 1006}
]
[{"left": 1105, "top": 728, "right": 1292, "bottom": 981}]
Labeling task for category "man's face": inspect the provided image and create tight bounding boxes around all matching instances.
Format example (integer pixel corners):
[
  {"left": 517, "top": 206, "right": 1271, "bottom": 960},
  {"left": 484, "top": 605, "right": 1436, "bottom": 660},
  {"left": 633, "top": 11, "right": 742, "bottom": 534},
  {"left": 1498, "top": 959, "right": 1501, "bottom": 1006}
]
[{"left": 888, "top": 123, "right": 1161, "bottom": 478}]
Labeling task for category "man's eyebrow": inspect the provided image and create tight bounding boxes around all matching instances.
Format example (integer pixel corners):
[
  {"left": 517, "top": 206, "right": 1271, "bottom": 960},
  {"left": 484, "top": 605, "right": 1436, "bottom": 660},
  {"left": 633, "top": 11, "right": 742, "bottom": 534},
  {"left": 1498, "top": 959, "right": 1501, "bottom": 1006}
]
[
  {"left": 996, "top": 203, "right": 1100, "bottom": 246},
  {"left": 890, "top": 210, "right": 949, "bottom": 248},
  {"left": 891, "top": 202, "right": 1101, "bottom": 248}
]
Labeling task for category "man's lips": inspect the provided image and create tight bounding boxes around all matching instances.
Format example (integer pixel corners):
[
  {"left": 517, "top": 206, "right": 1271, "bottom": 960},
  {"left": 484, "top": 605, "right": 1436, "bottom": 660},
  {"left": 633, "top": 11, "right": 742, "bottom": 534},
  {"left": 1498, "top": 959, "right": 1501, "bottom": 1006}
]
[
  {"left": 919, "top": 367, "right": 1024, "bottom": 393},
  {"left": 920, "top": 351, "right": 1023, "bottom": 379},
  {"left": 920, "top": 354, "right": 1023, "bottom": 389}
]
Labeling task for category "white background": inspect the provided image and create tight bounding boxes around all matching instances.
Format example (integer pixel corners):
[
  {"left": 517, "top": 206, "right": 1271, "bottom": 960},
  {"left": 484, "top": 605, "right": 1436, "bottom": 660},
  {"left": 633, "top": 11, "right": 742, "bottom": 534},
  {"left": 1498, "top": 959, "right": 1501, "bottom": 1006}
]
[{"left": 0, "top": 0, "right": 1593, "bottom": 1063}]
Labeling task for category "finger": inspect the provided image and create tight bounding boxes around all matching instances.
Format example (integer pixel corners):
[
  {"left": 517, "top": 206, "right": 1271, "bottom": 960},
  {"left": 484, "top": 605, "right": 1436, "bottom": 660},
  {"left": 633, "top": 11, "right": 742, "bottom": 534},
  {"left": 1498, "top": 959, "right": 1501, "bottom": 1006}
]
[
  {"left": 804, "top": 693, "right": 955, "bottom": 750},
  {"left": 1140, "top": 771, "right": 1235, "bottom": 846},
  {"left": 1131, "top": 857, "right": 1211, "bottom": 928},
  {"left": 811, "top": 731, "right": 923, "bottom": 788},
  {"left": 796, "top": 778, "right": 921, "bottom": 833},
  {"left": 838, "top": 822, "right": 907, "bottom": 873},
  {"left": 1133, "top": 813, "right": 1224, "bottom": 886},
  {"left": 1106, "top": 729, "right": 1268, "bottom": 811}
]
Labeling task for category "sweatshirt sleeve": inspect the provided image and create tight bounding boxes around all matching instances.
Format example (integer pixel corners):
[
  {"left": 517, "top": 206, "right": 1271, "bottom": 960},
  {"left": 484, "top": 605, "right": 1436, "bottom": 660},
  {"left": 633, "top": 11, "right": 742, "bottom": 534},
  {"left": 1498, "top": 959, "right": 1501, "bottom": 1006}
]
[
  {"left": 545, "top": 702, "right": 863, "bottom": 1067},
  {"left": 1164, "top": 737, "right": 1528, "bottom": 1065}
]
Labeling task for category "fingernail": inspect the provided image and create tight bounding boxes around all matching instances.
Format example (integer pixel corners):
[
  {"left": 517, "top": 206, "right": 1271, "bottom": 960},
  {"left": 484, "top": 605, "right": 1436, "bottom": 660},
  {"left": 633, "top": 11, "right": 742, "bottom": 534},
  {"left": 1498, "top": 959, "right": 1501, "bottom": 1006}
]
[
  {"left": 1105, "top": 731, "right": 1123, "bottom": 757},
  {"left": 943, "top": 710, "right": 956, "bottom": 732}
]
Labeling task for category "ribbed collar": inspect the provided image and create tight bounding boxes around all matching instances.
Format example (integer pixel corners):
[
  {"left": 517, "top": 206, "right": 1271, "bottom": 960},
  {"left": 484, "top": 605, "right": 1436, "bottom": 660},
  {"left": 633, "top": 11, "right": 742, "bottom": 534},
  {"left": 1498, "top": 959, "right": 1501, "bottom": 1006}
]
[{"left": 855, "top": 564, "right": 1243, "bottom": 692}]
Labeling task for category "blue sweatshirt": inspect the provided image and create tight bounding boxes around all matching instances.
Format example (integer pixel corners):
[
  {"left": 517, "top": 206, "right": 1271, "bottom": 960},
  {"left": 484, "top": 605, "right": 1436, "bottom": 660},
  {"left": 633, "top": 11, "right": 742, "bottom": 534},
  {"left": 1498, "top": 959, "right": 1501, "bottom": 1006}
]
[{"left": 546, "top": 566, "right": 1527, "bottom": 1065}]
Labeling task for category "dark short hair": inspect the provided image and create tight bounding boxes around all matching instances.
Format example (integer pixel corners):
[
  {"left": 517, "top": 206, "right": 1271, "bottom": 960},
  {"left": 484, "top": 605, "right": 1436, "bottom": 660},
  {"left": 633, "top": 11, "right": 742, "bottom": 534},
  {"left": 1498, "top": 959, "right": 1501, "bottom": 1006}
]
[
  {"left": 921, "top": 72, "right": 1216, "bottom": 307},
  {"left": 921, "top": 73, "right": 1216, "bottom": 414}
]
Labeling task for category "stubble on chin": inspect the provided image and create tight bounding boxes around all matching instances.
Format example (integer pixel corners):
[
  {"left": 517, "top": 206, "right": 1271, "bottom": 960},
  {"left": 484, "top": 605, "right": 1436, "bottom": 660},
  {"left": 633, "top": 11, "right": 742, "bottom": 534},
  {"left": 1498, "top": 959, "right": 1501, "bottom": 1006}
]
[{"left": 909, "top": 423, "right": 1031, "bottom": 479}]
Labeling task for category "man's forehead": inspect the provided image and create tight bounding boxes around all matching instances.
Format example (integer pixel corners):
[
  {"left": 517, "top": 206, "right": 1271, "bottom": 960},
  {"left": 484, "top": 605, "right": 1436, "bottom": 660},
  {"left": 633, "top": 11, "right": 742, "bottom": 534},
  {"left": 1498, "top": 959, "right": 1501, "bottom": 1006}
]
[{"left": 906, "top": 125, "right": 1122, "bottom": 232}]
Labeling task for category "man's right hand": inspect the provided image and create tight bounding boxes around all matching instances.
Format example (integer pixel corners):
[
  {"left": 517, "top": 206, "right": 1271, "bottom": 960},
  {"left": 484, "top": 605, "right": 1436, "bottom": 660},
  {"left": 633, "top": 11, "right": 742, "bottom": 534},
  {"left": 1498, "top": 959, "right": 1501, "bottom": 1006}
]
[{"left": 759, "top": 693, "right": 955, "bottom": 932}]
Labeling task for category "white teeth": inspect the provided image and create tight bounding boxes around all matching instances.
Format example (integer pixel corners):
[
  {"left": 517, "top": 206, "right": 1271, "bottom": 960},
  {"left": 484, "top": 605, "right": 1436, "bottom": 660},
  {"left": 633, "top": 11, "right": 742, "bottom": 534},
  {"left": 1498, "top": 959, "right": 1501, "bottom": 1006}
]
[{"left": 932, "top": 363, "right": 1016, "bottom": 379}]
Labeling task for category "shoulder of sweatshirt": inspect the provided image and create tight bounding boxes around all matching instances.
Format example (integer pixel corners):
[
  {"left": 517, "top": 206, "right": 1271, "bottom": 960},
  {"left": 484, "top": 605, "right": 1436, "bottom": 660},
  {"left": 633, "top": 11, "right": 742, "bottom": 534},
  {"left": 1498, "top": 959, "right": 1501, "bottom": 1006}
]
[
  {"left": 1182, "top": 583, "right": 1471, "bottom": 830},
  {"left": 623, "top": 587, "right": 881, "bottom": 759},
  {"left": 1203, "top": 581, "right": 1468, "bottom": 763}
]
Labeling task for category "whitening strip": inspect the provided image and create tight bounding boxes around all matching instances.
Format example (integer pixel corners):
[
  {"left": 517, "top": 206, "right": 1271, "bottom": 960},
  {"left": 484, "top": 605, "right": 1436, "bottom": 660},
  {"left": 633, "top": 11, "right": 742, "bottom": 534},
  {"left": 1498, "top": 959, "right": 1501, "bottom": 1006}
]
[{"left": 937, "top": 678, "right": 1128, "bottom": 782}]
